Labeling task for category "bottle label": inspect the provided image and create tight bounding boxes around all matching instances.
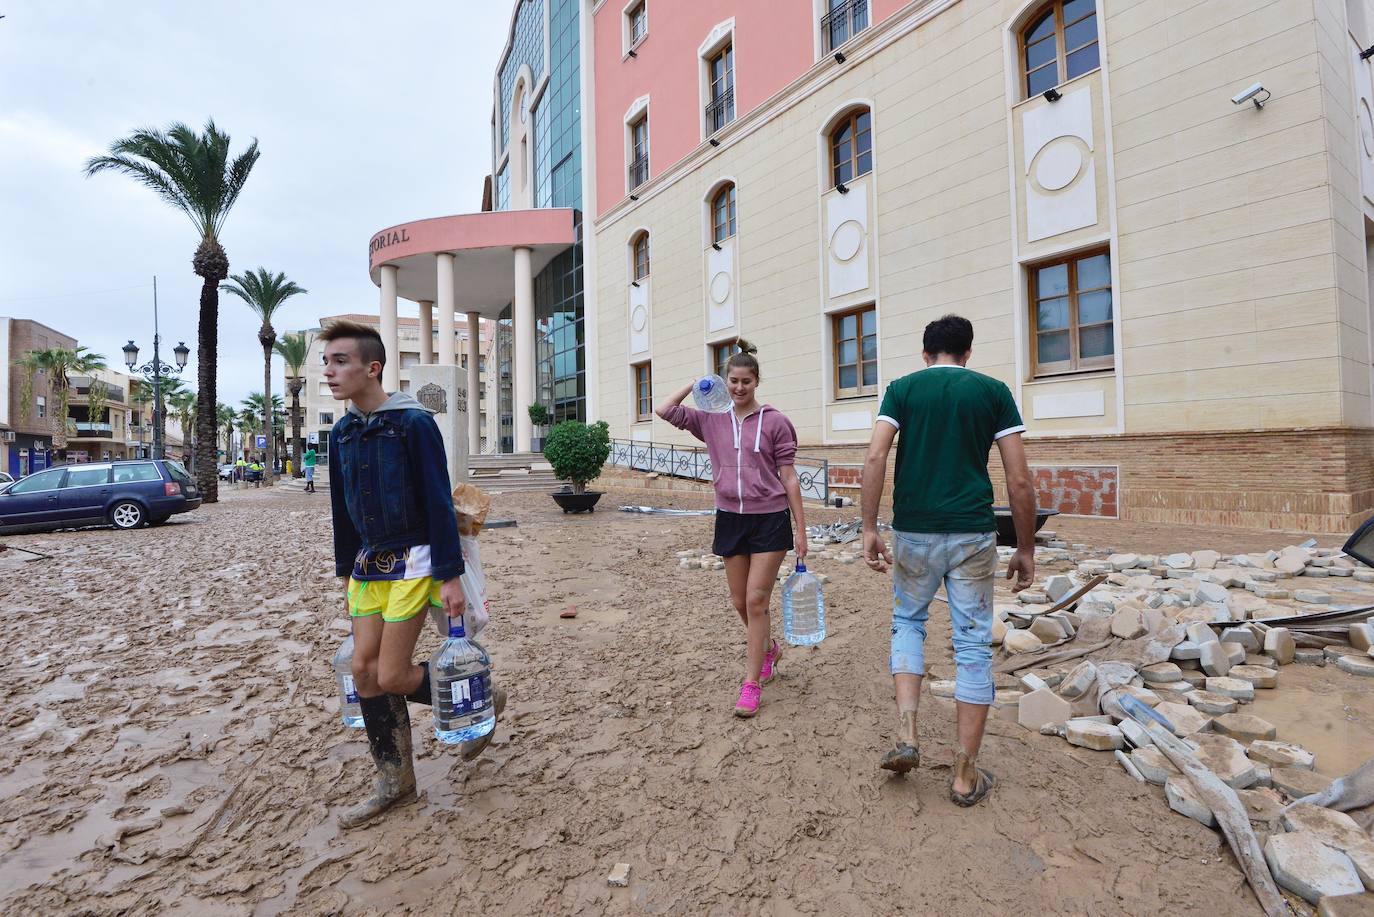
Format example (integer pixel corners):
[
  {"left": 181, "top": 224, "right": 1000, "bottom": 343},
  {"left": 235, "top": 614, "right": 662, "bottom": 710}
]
[
  {"left": 448, "top": 673, "right": 491, "bottom": 715},
  {"left": 342, "top": 675, "right": 359, "bottom": 705}
]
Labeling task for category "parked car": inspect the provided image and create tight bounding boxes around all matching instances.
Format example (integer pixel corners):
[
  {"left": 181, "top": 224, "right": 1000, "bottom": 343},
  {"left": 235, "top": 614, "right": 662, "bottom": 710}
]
[
  {"left": 0, "top": 459, "right": 202, "bottom": 533},
  {"left": 218, "top": 463, "right": 236, "bottom": 482},
  {"left": 0, "top": 471, "right": 13, "bottom": 491}
]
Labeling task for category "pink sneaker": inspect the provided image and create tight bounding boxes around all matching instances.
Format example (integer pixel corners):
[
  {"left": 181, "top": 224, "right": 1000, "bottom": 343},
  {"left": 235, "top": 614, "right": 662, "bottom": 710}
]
[
  {"left": 734, "top": 681, "right": 761, "bottom": 718},
  {"left": 760, "top": 639, "right": 783, "bottom": 685}
]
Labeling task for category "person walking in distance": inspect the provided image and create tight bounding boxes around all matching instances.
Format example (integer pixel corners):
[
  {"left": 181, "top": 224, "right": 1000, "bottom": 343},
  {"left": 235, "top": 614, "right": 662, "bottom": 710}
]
[
  {"left": 322, "top": 319, "right": 505, "bottom": 829},
  {"left": 656, "top": 341, "right": 807, "bottom": 718},
  {"left": 302, "top": 443, "right": 318, "bottom": 493},
  {"left": 860, "top": 315, "right": 1037, "bottom": 806}
]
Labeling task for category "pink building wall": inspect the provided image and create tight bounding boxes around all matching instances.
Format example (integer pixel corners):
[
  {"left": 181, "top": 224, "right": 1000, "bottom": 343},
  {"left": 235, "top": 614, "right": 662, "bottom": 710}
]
[{"left": 592, "top": 1, "right": 901, "bottom": 218}]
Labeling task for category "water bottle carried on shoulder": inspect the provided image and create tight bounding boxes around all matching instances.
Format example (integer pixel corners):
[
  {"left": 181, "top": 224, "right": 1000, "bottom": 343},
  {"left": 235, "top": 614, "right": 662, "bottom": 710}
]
[
  {"left": 431, "top": 614, "right": 496, "bottom": 745},
  {"left": 333, "top": 634, "right": 364, "bottom": 728},
  {"left": 782, "top": 563, "right": 826, "bottom": 645},
  {"left": 692, "top": 375, "right": 733, "bottom": 413}
]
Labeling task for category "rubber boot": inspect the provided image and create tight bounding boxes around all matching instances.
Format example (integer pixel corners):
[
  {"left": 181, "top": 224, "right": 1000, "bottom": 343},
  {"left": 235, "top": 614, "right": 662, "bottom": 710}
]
[
  {"left": 459, "top": 686, "right": 508, "bottom": 762},
  {"left": 337, "top": 694, "right": 417, "bottom": 829},
  {"left": 880, "top": 710, "right": 921, "bottom": 773},
  {"left": 405, "top": 661, "right": 432, "bottom": 706}
]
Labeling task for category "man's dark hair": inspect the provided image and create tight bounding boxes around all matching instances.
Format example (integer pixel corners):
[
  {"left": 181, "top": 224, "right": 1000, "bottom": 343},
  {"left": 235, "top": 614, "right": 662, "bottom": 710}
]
[
  {"left": 923, "top": 314, "right": 974, "bottom": 357},
  {"left": 318, "top": 319, "right": 386, "bottom": 370}
]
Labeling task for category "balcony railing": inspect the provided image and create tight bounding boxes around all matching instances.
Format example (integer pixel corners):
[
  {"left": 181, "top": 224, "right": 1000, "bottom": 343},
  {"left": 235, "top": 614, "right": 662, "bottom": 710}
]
[
  {"left": 705, "top": 86, "right": 735, "bottom": 136},
  {"left": 608, "top": 438, "right": 831, "bottom": 503},
  {"left": 628, "top": 155, "right": 649, "bottom": 192},
  {"left": 821, "top": 0, "right": 869, "bottom": 53},
  {"left": 71, "top": 422, "right": 115, "bottom": 437},
  {"left": 70, "top": 377, "right": 126, "bottom": 404}
]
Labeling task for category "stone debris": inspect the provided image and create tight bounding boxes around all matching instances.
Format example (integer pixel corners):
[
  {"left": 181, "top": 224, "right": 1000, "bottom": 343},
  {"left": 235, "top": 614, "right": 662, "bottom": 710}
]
[
  {"left": 1139, "top": 662, "right": 1182, "bottom": 685},
  {"left": 1058, "top": 661, "right": 1098, "bottom": 700},
  {"left": 1165, "top": 774, "right": 1216, "bottom": 827},
  {"left": 1211, "top": 713, "right": 1276, "bottom": 742},
  {"left": 1204, "top": 677, "right": 1255, "bottom": 703},
  {"left": 1186, "top": 690, "right": 1239, "bottom": 716},
  {"left": 1192, "top": 734, "right": 1258, "bottom": 789},
  {"left": 1118, "top": 718, "right": 1152, "bottom": 749},
  {"left": 1235, "top": 787, "right": 1285, "bottom": 825},
  {"left": 1002, "top": 629, "right": 1043, "bottom": 654},
  {"left": 1017, "top": 687, "right": 1071, "bottom": 731},
  {"left": 1264, "top": 832, "right": 1364, "bottom": 904},
  {"left": 1295, "top": 589, "right": 1333, "bottom": 605},
  {"left": 1219, "top": 626, "right": 1259, "bottom": 651},
  {"left": 1317, "top": 894, "right": 1374, "bottom": 917},
  {"left": 1280, "top": 805, "right": 1373, "bottom": 858},
  {"left": 1227, "top": 664, "right": 1278, "bottom": 689},
  {"left": 1066, "top": 720, "right": 1124, "bottom": 751},
  {"left": 1221, "top": 642, "right": 1247, "bottom": 667},
  {"left": 1154, "top": 701, "right": 1211, "bottom": 736},
  {"left": 1295, "top": 648, "right": 1328, "bottom": 666},
  {"left": 1109, "top": 607, "right": 1148, "bottom": 640},
  {"left": 1247, "top": 740, "right": 1315, "bottom": 771},
  {"left": 1336, "top": 655, "right": 1374, "bottom": 678},
  {"left": 607, "top": 863, "right": 632, "bottom": 887},
  {"left": 1199, "top": 642, "right": 1233, "bottom": 678},
  {"left": 1131, "top": 746, "right": 1180, "bottom": 785},
  {"left": 1351, "top": 623, "right": 1374, "bottom": 652},
  {"left": 1271, "top": 767, "right": 1333, "bottom": 800}
]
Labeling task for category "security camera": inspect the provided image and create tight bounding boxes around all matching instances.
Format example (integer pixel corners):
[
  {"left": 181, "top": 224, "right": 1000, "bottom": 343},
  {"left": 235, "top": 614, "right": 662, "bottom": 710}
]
[{"left": 1231, "top": 82, "right": 1270, "bottom": 109}]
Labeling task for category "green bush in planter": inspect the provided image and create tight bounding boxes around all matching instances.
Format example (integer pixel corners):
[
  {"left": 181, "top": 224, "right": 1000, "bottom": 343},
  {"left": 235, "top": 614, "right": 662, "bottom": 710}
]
[
  {"left": 527, "top": 403, "right": 551, "bottom": 427},
  {"left": 542, "top": 420, "right": 610, "bottom": 494}
]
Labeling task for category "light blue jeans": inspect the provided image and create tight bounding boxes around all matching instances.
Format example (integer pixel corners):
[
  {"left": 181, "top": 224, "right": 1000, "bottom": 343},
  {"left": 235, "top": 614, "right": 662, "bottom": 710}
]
[{"left": 891, "top": 530, "right": 998, "bottom": 705}]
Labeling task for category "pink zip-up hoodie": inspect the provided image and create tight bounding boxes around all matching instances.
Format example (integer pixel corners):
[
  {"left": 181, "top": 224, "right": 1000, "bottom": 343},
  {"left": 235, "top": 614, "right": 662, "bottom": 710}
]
[{"left": 661, "top": 403, "right": 798, "bottom": 514}]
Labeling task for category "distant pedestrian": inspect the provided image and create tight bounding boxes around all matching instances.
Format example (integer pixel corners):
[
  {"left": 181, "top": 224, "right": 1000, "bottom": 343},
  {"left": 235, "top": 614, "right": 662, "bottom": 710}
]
[
  {"left": 303, "top": 445, "right": 318, "bottom": 493},
  {"left": 860, "top": 314, "right": 1037, "bottom": 807},
  {"left": 656, "top": 340, "right": 806, "bottom": 719}
]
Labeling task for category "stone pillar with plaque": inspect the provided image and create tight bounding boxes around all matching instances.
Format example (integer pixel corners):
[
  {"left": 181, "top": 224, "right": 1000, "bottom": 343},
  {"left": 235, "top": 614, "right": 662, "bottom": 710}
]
[{"left": 408, "top": 365, "right": 469, "bottom": 492}]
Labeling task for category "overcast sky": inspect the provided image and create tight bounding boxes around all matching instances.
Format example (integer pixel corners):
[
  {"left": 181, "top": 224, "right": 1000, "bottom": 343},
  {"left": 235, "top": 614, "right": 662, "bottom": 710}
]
[{"left": 0, "top": 1, "right": 514, "bottom": 407}]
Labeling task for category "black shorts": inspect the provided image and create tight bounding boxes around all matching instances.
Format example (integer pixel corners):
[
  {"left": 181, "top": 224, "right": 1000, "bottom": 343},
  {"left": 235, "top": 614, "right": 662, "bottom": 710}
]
[{"left": 713, "top": 508, "right": 793, "bottom": 557}]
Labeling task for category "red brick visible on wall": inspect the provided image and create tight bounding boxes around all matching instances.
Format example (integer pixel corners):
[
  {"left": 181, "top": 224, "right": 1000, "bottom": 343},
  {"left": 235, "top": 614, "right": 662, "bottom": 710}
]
[
  {"left": 1032, "top": 464, "right": 1119, "bottom": 518},
  {"left": 828, "top": 463, "right": 863, "bottom": 488}
]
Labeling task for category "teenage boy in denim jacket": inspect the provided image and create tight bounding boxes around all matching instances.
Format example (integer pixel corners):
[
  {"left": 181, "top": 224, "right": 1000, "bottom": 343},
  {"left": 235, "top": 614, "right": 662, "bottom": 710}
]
[{"left": 321, "top": 319, "right": 504, "bottom": 828}]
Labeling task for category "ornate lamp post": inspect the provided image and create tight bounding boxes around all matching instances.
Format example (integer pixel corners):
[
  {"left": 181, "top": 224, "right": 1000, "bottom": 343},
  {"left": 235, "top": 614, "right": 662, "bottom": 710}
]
[{"left": 123, "top": 277, "right": 188, "bottom": 461}]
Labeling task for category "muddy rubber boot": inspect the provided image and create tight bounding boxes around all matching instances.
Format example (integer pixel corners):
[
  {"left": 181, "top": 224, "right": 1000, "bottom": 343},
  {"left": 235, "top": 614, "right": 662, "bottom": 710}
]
[
  {"left": 337, "top": 694, "right": 417, "bottom": 829},
  {"left": 405, "top": 661, "right": 432, "bottom": 706},
  {"left": 880, "top": 710, "right": 921, "bottom": 773},
  {"left": 459, "top": 686, "right": 508, "bottom": 762}
]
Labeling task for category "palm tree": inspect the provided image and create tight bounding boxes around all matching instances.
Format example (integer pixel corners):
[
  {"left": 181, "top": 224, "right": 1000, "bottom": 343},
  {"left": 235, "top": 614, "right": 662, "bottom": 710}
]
[
  {"left": 221, "top": 269, "right": 307, "bottom": 486},
  {"left": 17, "top": 346, "right": 107, "bottom": 454},
  {"left": 85, "top": 120, "right": 261, "bottom": 502},
  {"left": 168, "top": 389, "right": 197, "bottom": 463},
  {"left": 216, "top": 402, "right": 236, "bottom": 460},
  {"left": 240, "top": 392, "right": 284, "bottom": 463},
  {"left": 274, "top": 331, "right": 309, "bottom": 477}
]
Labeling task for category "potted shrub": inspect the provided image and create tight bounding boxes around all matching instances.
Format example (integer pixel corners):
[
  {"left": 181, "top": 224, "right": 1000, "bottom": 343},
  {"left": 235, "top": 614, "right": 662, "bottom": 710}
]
[
  {"left": 543, "top": 419, "right": 610, "bottom": 513},
  {"left": 527, "top": 403, "right": 551, "bottom": 453}
]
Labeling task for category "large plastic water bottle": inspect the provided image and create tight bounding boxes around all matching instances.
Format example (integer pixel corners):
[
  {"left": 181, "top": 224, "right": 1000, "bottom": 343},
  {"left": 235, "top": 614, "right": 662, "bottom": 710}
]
[
  {"left": 333, "top": 634, "right": 363, "bottom": 728},
  {"left": 431, "top": 614, "right": 496, "bottom": 745},
  {"left": 692, "top": 375, "right": 733, "bottom": 413},
  {"left": 782, "top": 563, "right": 826, "bottom": 645}
]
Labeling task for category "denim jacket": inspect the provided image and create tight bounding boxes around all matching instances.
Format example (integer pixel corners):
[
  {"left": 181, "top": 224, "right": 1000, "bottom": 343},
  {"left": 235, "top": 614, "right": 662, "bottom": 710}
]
[{"left": 329, "top": 392, "right": 464, "bottom": 581}]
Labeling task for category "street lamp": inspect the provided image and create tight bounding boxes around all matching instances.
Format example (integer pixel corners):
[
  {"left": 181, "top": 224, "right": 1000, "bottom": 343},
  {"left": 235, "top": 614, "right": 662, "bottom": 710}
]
[{"left": 123, "top": 277, "right": 188, "bottom": 461}]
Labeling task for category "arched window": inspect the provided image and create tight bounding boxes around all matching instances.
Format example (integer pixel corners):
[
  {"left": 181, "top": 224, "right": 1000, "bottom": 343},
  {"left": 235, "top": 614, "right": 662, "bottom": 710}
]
[
  {"left": 830, "top": 108, "right": 872, "bottom": 188},
  {"left": 711, "top": 183, "right": 737, "bottom": 244},
  {"left": 1021, "top": 0, "right": 1099, "bottom": 98},
  {"left": 632, "top": 232, "right": 651, "bottom": 281}
]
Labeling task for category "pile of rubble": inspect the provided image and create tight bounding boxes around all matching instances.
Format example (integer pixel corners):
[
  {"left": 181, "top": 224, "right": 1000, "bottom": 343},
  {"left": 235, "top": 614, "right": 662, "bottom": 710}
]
[{"left": 987, "top": 541, "right": 1374, "bottom": 909}]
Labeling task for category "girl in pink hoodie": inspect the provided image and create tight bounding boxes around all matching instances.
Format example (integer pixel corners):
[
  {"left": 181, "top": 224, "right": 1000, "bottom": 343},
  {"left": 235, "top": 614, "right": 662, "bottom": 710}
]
[{"left": 657, "top": 341, "right": 808, "bottom": 718}]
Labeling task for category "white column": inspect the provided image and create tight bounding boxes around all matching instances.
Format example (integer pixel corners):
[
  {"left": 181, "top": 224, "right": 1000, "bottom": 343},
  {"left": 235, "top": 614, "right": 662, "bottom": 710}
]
[
  {"left": 418, "top": 300, "right": 434, "bottom": 364},
  {"left": 379, "top": 264, "right": 399, "bottom": 392},
  {"left": 513, "top": 246, "right": 535, "bottom": 454},
  {"left": 437, "top": 253, "right": 457, "bottom": 366},
  {"left": 466, "top": 311, "right": 481, "bottom": 454}
]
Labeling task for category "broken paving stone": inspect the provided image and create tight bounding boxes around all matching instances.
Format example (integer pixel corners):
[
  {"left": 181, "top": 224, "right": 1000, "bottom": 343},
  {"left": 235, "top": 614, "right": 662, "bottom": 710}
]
[
  {"left": 1221, "top": 642, "right": 1247, "bottom": 666},
  {"left": 1325, "top": 645, "right": 1364, "bottom": 662},
  {"left": 1109, "top": 553, "right": 1140, "bottom": 570},
  {"left": 1119, "top": 718, "right": 1152, "bottom": 748},
  {"left": 1265, "top": 832, "right": 1364, "bottom": 904},
  {"left": 1165, "top": 552, "right": 1195, "bottom": 569},
  {"left": 1178, "top": 670, "right": 1208, "bottom": 687},
  {"left": 1029, "top": 616, "right": 1068, "bottom": 644},
  {"left": 1139, "top": 662, "right": 1183, "bottom": 684},
  {"left": 1228, "top": 664, "right": 1278, "bottom": 688},
  {"left": 1236, "top": 787, "right": 1285, "bottom": 825},
  {"left": 1219, "top": 627, "right": 1260, "bottom": 651},
  {"left": 1295, "top": 589, "right": 1333, "bottom": 605},
  {"left": 1002, "top": 629, "right": 1043, "bottom": 655},
  {"left": 1335, "top": 654, "right": 1374, "bottom": 678},
  {"left": 1130, "top": 746, "right": 1180, "bottom": 785},
  {"left": 1211, "top": 712, "right": 1276, "bottom": 741},
  {"left": 1172, "top": 641, "right": 1203, "bottom": 661},
  {"left": 1154, "top": 701, "right": 1211, "bottom": 736},
  {"left": 1165, "top": 775, "right": 1216, "bottom": 827},
  {"left": 1281, "top": 805, "right": 1372, "bottom": 855},
  {"left": 1194, "top": 581, "right": 1229, "bottom": 604},
  {"left": 1057, "top": 661, "right": 1097, "bottom": 700},
  {"left": 1305, "top": 567, "right": 1332, "bottom": 577},
  {"left": 1109, "top": 607, "right": 1148, "bottom": 640},
  {"left": 1187, "top": 690, "right": 1239, "bottom": 716},
  {"left": 1317, "top": 894, "right": 1374, "bottom": 917},
  {"left": 1066, "top": 720, "right": 1124, "bottom": 751},
  {"left": 1192, "top": 550, "right": 1221, "bottom": 570},
  {"left": 1186, "top": 622, "right": 1219, "bottom": 645},
  {"left": 607, "top": 863, "right": 632, "bottom": 887},
  {"left": 1247, "top": 740, "right": 1315, "bottom": 771},
  {"left": 1244, "top": 653, "right": 1278, "bottom": 670},
  {"left": 1327, "top": 566, "right": 1354, "bottom": 577},
  {"left": 1116, "top": 685, "right": 1163, "bottom": 708},
  {"left": 1018, "top": 590, "right": 1050, "bottom": 604},
  {"left": 1271, "top": 767, "right": 1333, "bottom": 800},
  {"left": 1295, "top": 648, "right": 1328, "bottom": 666},
  {"left": 1192, "top": 733, "right": 1259, "bottom": 789},
  {"left": 1350, "top": 623, "right": 1374, "bottom": 652},
  {"left": 1276, "top": 556, "right": 1309, "bottom": 576},
  {"left": 1205, "top": 677, "right": 1256, "bottom": 703},
  {"left": 1199, "top": 641, "right": 1233, "bottom": 677},
  {"left": 1355, "top": 570, "right": 1374, "bottom": 583},
  {"left": 1043, "top": 574, "right": 1076, "bottom": 602},
  {"left": 1152, "top": 681, "right": 1196, "bottom": 695},
  {"left": 1018, "top": 687, "right": 1072, "bottom": 731}
]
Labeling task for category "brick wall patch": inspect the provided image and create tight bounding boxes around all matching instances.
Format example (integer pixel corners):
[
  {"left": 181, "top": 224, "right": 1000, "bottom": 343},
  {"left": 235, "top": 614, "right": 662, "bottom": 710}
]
[{"left": 1032, "top": 464, "right": 1119, "bottom": 519}]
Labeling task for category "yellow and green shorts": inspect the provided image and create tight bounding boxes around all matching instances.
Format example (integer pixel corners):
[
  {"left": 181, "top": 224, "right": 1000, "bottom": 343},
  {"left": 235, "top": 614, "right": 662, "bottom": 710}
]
[{"left": 346, "top": 576, "right": 443, "bottom": 623}]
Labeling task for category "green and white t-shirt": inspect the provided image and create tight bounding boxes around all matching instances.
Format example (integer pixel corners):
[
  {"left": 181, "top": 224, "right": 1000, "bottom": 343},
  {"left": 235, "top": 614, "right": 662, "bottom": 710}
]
[{"left": 877, "top": 365, "right": 1025, "bottom": 534}]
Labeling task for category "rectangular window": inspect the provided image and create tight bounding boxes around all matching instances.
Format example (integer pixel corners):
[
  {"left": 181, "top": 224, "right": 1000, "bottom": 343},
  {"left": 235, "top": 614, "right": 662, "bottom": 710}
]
[
  {"left": 1029, "top": 248, "right": 1114, "bottom": 376},
  {"left": 823, "top": 0, "right": 870, "bottom": 53},
  {"left": 832, "top": 305, "right": 878, "bottom": 399},
  {"left": 318, "top": 381, "right": 331, "bottom": 398},
  {"left": 633, "top": 362, "right": 653, "bottom": 421},
  {"left": 706, "top": 43, "right": 735, "bottom": 134},
  {"left": 36, "top": 395, "right": 46, "bottom": 418},
  {"left": 319, "top": 411, "right": 334, "bottom": 425},
  {"left": 629, "top": 114, "right": 649, "bottom": 190},
  {"left": 712, "top": 340, "right": 740, "bottom": 378},
  {"left": 628, "top": 1, "right": 647, "bottom": 47}
]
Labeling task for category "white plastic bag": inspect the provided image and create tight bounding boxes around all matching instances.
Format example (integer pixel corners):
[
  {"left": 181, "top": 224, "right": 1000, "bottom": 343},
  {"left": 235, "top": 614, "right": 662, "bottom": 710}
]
[{"left": 427, "top": 536, "right": 490, "bottom": 638}]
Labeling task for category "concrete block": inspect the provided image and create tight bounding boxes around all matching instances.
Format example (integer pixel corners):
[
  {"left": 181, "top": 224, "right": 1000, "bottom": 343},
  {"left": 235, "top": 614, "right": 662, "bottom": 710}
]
[
  {"left": 1247, "top": 740, "right": 1314, "bottom": 771},
  {"left": 1295, "top": 589, "right": 1333, "bottom": 605},
  {"left": 1212, "top": 712, "right": 1276, "bottom": 741},
  {"left": 607, "top": 863, "right": 632, "bottom": 887},
  {"left": 1110, "top": 607, "right": 1148, "bottom": 640},
  {"left": 1280, "top": 804, "right": 1371, "bottom": 854},
  {"left": 1275, "top": 556, "right": 1308, "bottom": 576},
  {"left": 1317, "top": 893, "right": 1374, "bottom": 917},
  {"left": 1057, "top": 661, "right": 1097, "bottom": 700},
  {"left": 1179, "top": 670, "right": 1208, "bottom": 687},
  {"left": 991, "top": 618, "right": 1007, "bottom": 645},
  {"left": 1350, "top": 623, "right": 1374, "bottom": 652},
  {"left": 1271, "top": 767, "right": 1333, "bottom": 800},
  {"left": 1192, "top": 733, "right": 1258, "bottom": 789},
  {"left": 1044, "top": 574, "right": 1075, "bottom": 602},
  {"left": 1294, "top": 647, "right": 1328, "bottom": 666},
  {"left": 1165, "top": 553, "right": 1194, "bottom": 569},
  {"left": 1220, "top": 626, "right": 1260, "bottom": 652},
  {"left": 1186, "top": 622, "right": 1219, "bottom": 645},
  {"left": 1119, "top": 718, "right": 1152, "bottom": 749},
  {"left": 1131, "top": 745, "right": 1179, "bottom": 784},
  {"left": 1336, "top": 654, "right": 1374, "bottom": 677},
  {"left": 1139, "top": 662, "right": 1182, "bottom": 684},
  {"left": 1165, "top": 775, "right": 1216, "bottom": 827},
  {"left": 1030, "top": 616, "right": 1067, "bottom": 644},
  {"left": 1172, "top": 641, "right": 1203, "bottom": 661},
  {"left": 1205, "top": 677, "right": 1256, "bottom": 702},
  {"left": 1264, "top": 832, "right": 1364, "bottom": 904},
  {"left": 1187, "top": 690, "right": 1238, "bottom": 716},
  {"left": 1154, "top": 701, "right": 1211, "bottom": 736},
  {"left": 1229, "top": 664, "right": 1279, "bottom": 689},
  {"left": 1108, "top": 553, "right": 1140, "bottom": 570},
  {"left": 1017, "top": 687, "right": 1072, "bottom": 731},
  {"left": 1002, "top": 629, "right": 1043, "bottom": 654},
  {"left": 1222, "top": 642, "right": 1247, "bottom": 666},
  {"left": 1199, "top": 641, "right": 1232, "bottom": 677},
  {"left": 1244, "top": 654, "right": 1278, "bottom": 669},
  {"left": 1192, "top": 550, "right": 1221, "bottom": 570},
  {"left": 1066, "top": 720, "right": 1124, "bottom": 751},
  {"left": 1195, "top": 581, "right": 1229, "bottom": 604}
]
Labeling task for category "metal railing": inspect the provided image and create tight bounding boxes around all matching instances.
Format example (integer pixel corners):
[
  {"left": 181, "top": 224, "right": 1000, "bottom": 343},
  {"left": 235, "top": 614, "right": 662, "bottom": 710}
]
[
  {"left": 705, "top": 86, "right": 735, "bottom": 136},
  {"left": 628, "top": 155, "right": 649, "bottom": 191},
  {"left": 821, "top": 0, "right": 869, "bottom": 53},
  {"left": 609, "top": 438, "right": 830, "bottom": 504},
  {"left": 70, "top": 378, "right": 126, "bottom": 404}
]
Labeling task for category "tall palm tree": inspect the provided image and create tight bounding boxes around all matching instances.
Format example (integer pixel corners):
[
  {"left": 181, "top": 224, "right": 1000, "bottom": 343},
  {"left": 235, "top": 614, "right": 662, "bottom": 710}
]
[
  {"left": 240, "top": 392, "right": 284, "bottom": 462},
  {"left": 274, "top": 331, "right": 309, "bottom": 477},
  {"left": 221, "top": 269, "right": 307, "bottom": 486},
  {"left": 168, "top": 389, "right": 197, "bottom": 462},
  {"left": 85, "top": 120, "right": 260, "bottom": 502},
  {"left": 216, "top": 402, "right": 236, "bottom": 459},
  {"left": 17, "top": 346, "right": 107, "bottom": 453}
]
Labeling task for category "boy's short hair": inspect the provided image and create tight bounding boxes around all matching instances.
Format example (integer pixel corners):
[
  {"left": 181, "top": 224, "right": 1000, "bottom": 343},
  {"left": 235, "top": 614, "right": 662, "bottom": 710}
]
[
  {"left": 318, "top": 319, "right": 386, "bottom": 370},
  {"left": 923, "top": 314, "right": 974, "bottom": 357}
]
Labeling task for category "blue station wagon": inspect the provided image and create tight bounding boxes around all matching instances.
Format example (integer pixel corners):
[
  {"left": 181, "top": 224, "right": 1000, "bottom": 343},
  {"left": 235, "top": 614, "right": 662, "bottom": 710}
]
[{"left": 0, "top": 459, "right": 202, "bottom": 533}]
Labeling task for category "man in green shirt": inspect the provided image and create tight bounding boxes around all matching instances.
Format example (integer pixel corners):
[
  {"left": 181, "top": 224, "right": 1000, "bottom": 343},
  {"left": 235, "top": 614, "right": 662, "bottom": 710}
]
[
  {"left": 861, "top": 314, "right": 1037, "bottom": 807},
  {"left": 303, "top": 445, "right": 318, "bottom": 493}
]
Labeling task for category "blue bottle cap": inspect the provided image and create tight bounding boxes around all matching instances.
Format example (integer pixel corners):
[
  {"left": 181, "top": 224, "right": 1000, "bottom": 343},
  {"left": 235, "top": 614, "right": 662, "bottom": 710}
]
[
  {"left": 795, "top": 562, "right": 807, "bottom": 573},
  {"left": 447, "top": 616, "right": 466, "bottom": 638},
  {"left": 697, "top": 378, "right": 713, "bottom": 393}
]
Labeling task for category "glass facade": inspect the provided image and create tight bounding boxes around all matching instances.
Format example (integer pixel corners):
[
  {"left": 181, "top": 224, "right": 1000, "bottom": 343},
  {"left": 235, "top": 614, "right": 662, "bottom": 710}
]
[
  {"left": 493, "top": 0, "right": 586, "bottom": 450},
  {"left": 498, "top": 0, "right": 544, "bottom": 152}
]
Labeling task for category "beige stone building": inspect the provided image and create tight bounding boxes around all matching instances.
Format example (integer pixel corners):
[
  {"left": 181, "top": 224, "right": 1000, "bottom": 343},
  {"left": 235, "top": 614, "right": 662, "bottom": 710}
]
[{"left": 587, "top": 0, "right": 1374, "bottom": 532}]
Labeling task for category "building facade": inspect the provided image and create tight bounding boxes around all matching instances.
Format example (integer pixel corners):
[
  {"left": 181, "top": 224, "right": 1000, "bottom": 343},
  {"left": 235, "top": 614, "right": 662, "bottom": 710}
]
[
  {"left": 585, "top": 0, "right": 1374, "bottom": 532},
  {"left": 301, "top": 314, "right": 498, "bottom": 459},
  {"left": 2, "top": 318, "right": 76, "bottom": 477}
]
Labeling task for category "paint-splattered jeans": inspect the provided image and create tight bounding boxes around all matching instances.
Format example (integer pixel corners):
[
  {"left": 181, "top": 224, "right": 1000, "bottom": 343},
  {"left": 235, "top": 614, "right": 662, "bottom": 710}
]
[{"left": 890, "top": 530, "right": 998, "bottom": 705}]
